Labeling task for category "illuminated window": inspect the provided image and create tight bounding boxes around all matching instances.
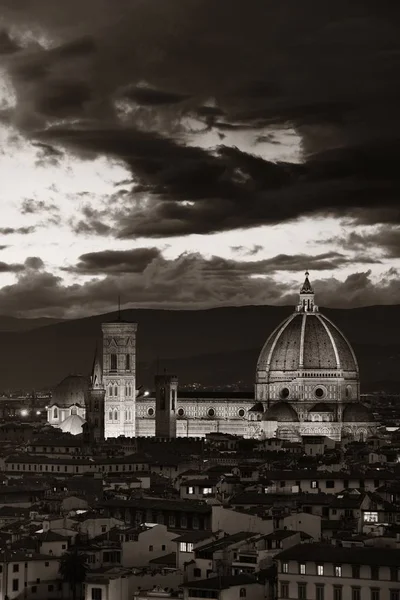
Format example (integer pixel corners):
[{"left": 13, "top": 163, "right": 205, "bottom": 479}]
[
  {"left": 311, "top": 481, "right": 318, "bottom": 489},
  {"left": 282, "top": 562, "right": 289, "bottom": 574},
  {"left": 335, "top": 565, "right": 342, "bottom": 577},
  {"left": 187, "top": 487, "right": 194, "bottom": 495},
  {"left": 299, "top": 563, "right": 306, "bottom": 574},
  {"left": 203, "top": 487, "right": 213, "bottom": 495},
  {"left": 317, "top": 564, "right": 324, "bottom": 576},
  {"left": 364, "top": 511, "right": 378, "bottom": 523}
]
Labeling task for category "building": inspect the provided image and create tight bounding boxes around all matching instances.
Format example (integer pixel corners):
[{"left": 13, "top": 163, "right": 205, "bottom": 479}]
[
  {"left": 275, "top": 543, "right": 400, "bottom": 600},
  {"left": 46, "top": 273, "right": 376, "bottom": 441}
]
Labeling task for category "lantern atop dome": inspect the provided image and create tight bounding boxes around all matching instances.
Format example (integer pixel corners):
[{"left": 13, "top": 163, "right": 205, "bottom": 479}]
[{"left": 297, "top": 271, "right": 318, "bottom": 313}]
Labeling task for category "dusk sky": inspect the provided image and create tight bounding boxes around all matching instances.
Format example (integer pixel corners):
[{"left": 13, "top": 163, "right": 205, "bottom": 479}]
[{"left": 0, "top": 1, "right": 400, "bottom": 318}]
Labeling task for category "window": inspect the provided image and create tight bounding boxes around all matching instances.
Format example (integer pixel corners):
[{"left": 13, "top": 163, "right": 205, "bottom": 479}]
[
  {"left": 32, "top": 586, "right": 37, "bottom": 593},
  {"left": 162, "top": 545, "right": 166, "bottom": 551},
  {"left": 334, "top": 565, "right": 342, "bottom": 577},
  {"left": 187, "top": 486, "right": 194, "bottom": 495},
  {"left": 92, "top": 589, "right": 103, "bottom": 600},
  {"left": 352, "top": 587, "right": 361, "bottom": 600},
  {"left": 316, "top": 585, "right": 324, "bottom": 600},
  {"left": 390, "top": 592, "right": 399, "bottom": 600},
  {"left": 125, "top": 354, "right": 130, "bottom": 370},
  {"left": 177, "top": 408, "right": 185, "bottom": 417},
  {"left": 114, "top": 410, "right": 118, "bottom": 421},
  {"left": 180, "top": 542, "right": 194, "bottom": 552},
  {"left": 194, "top": 568, "right": 201, "bottom": 577},
  {"left": 45, "top": 561, "right": 49, "bottom": 567},
  {"left": 311, "top": 481, "right": 318, "bottom": 489},
  {"left": 333, "top": 587, "right": 342, "bottom": 600},
  {"left": 114, "top": 386, "right": 118, "bottom": 397},
  {"left": 298, "top": 583, "right": 307, "bottom": 600},
  {"left": 160, "top": 387, "right": 166, "bottom": 410},
  {"left": 280, "top": 481, "right": 286, "bottom": 488},
  {"left": 390, "top": 568, "right": 398, "bottom": 582},
  {"left": 208, "top": 407, "right": 215, "bottom": 417},
  {"left": 326, "top": 480, "right": 334, "bottom": 488},
  {"left": 203, "top": 487, "right": 213, "bottom": 495},
  {"left": 282, "top": 562, "right": 289, "bottom": 574},
  {"left": 317, "top": 564, "right": 324, "bottom": 576},
  {"left": 364, "top": 511, "right": 379, "bottom": 523},
  {"left": 101, "top": 526, "right": 107, "bottom": 533},
  {"left": 238, "top": 409, "right": 245, "bottom": 417},
  {"left": 352, "top": 565, "right": 360, "bottom": 579},
  {"left": 53, "top": 407, "right": 58, "bottom": 419},
  {"left": 281, "top": 583, "right": 289, "bottom": 599},
  {"left": 108, "top": 411, "right": 113, "bottom": 421},
  {"left": 13, "top": 564, "right": 19, "bottom": 572},
  {"left": 371, "top": 589, "right": 380, "bottom": 600},
  {"left": 12, "top": 579, "right": 19, "bottom": 592},
  {"left": 371, "top": 566, "right": 379, "bottom": 580},
  {"left": 110, "top": 354, "right": 117, "bottom": 370},
  {"left": 149, "top": 545, "right": 153, "bottom": 551},
  {"left": 299, "top": 563, "right": 306, "bottom": 575},
  {"left": 240, "top": 589, "right": 246, "bottom": 598}
]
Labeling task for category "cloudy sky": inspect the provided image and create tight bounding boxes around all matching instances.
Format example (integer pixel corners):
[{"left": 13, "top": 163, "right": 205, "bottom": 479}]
[{"left": 0, "top": 1, "right": 400, "bottom": 318}]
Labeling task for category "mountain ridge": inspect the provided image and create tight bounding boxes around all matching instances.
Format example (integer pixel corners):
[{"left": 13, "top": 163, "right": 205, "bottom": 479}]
[{"left": 0, "top": 304, "right": 399, "bottom": 393}]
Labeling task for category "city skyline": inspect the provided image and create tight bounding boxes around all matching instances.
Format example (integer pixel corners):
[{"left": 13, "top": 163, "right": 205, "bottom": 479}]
[{"left": 1, "top": 2, "right": 400, "bottom": 317}]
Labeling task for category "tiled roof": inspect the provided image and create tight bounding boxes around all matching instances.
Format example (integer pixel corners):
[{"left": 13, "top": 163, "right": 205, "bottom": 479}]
[
  {"left": 181, "top": 574, "right": 258, "bottom": 590},
  {"left": 276, "top": 543, "right": 400, "bottom": 566}
]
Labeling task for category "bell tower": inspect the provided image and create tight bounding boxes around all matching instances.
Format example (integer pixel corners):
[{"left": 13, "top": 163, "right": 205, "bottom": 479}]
[
  {"left": 102, "top": 320, "right": 138, "bottom": 438},
  {"left": 155, "top": 372, "right": 178, "bottom": 438}
]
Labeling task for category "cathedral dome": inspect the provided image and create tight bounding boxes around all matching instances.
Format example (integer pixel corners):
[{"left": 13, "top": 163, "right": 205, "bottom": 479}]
[
  {"left": 343, "top": 404, "right": 375, "bottom": 423},
  {"left": 58, "top": 413, "right": 86, "bottom": 435},
  {"left": 50, "top": 374, "right": 89, "bottom": 408},
  {"left": 263, "top": 402, "right": 299, "bottom": 422},
  {"left": 257, "top": 273, "right": 358, "bottom": 374}
]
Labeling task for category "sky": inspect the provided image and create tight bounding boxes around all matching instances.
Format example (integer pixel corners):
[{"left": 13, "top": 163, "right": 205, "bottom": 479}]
[{"left": 0, "top": 1, "right": 400, "bottom": 318}]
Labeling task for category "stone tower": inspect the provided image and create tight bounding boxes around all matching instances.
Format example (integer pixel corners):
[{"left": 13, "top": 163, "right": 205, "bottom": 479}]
[
  {"left": 84, "top": 347, "right": 105, "bottom": 443},
  {"left": 155, "top": 372, "right": 178, "bottom": 438},
  {"left": 102, "top": 320, "right": 138, "bottom": 438}
]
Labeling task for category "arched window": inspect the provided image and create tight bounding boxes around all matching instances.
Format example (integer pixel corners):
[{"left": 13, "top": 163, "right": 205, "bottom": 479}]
[
  {"left": 108, "top": 411, "right": 113, "bottom": 421},
  {"left": 240, "top": 589, "right": 246, "bottom": 598},
  {"left": 114, "top": 386, "right": 118, "bottom": 397},
  {"left": 114, "top": 410, "right": 118, "bottom": 421},
  {"left": 125, "top": 411, "right": 128, "bottom": 421},
  {"left": 125, "top": 354, "right": 130, "bottom": 370},
  {"left": 110, "top": 353, "right": 117, "bottom": 371},
  {"left": 53, "top": 407, "right": 58, "bottom": 419}
]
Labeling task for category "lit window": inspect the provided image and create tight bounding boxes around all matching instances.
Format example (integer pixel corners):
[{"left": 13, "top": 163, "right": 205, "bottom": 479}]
[
  {"left": 282, "top": 562, "right": 289, "bottom": 574},
  {"left": 317, "top": 564, "right": 324, "bottom": 576},
  {"left": 311, "top": 481, "right": 318, "bottom": 489},
  {"left": 335, "top": 565, "right": 342, "bottom": 577},
  {"left": 364, "top": 511, "right": 379, "bottom": 523},
  {"left": 187, "top": 487, "right": 194, "bottom": 495},
  {"left": 299, "top": 563, "right": 306, "bottom": 574},
  {"left": 203, "top": 487, "right": 213, "bottom": 495}
]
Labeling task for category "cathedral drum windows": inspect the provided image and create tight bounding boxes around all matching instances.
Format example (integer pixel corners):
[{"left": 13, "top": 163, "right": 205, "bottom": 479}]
[
  {"left": 110, "top": 353, "right": 117, "bottom": 371},
  {"left": 177, "top": 408, "right": 185, "bottom": 417},
  {"left": 207, "top": 407, "right": 215, "bottom": 418},
  {"left": 238, "top": 408, "right": 245, "bottom": 418},
  {"left": 147, "top": 407, "right": 155, "bottom": 417},
  {"left": 280, "top": 387, "right": 290, "bottom": 400}
]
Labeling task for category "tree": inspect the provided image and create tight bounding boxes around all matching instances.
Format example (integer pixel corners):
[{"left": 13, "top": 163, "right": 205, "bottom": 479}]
[{"left": 59, "top": 547, "right": 88, "bottom": 600}]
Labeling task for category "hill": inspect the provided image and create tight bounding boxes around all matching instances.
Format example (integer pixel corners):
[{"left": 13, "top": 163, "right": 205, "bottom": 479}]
[{"left": 0, "top": 305, "right": 399, "bottom": 393}]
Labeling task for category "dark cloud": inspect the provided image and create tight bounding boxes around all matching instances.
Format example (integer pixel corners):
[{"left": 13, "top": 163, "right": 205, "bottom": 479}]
[
  {"left": 330, "top": 226, "right": 400, "bottom": 259},
  {"left": 0, "top": 226, "right": 35, "bottom": 235},
  {"left": 67, "top": 247, "right": 161, "bottom": 274},
  {"left": 0, "top": 29, "right": 20, "bottom": 55},
  {"left": 0, "top": 260, "right": 24, "bottom": 273},
  {"left": 0, "top": 253, "right": 397, "bottom": 318},
  {"left": 121, "top": 85, "right": 191, "bottom": 107}
]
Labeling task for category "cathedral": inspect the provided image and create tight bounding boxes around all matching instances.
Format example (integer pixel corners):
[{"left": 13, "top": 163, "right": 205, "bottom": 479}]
[{"left": 47, "top": 273, "right": 377, "bottom": 442}]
